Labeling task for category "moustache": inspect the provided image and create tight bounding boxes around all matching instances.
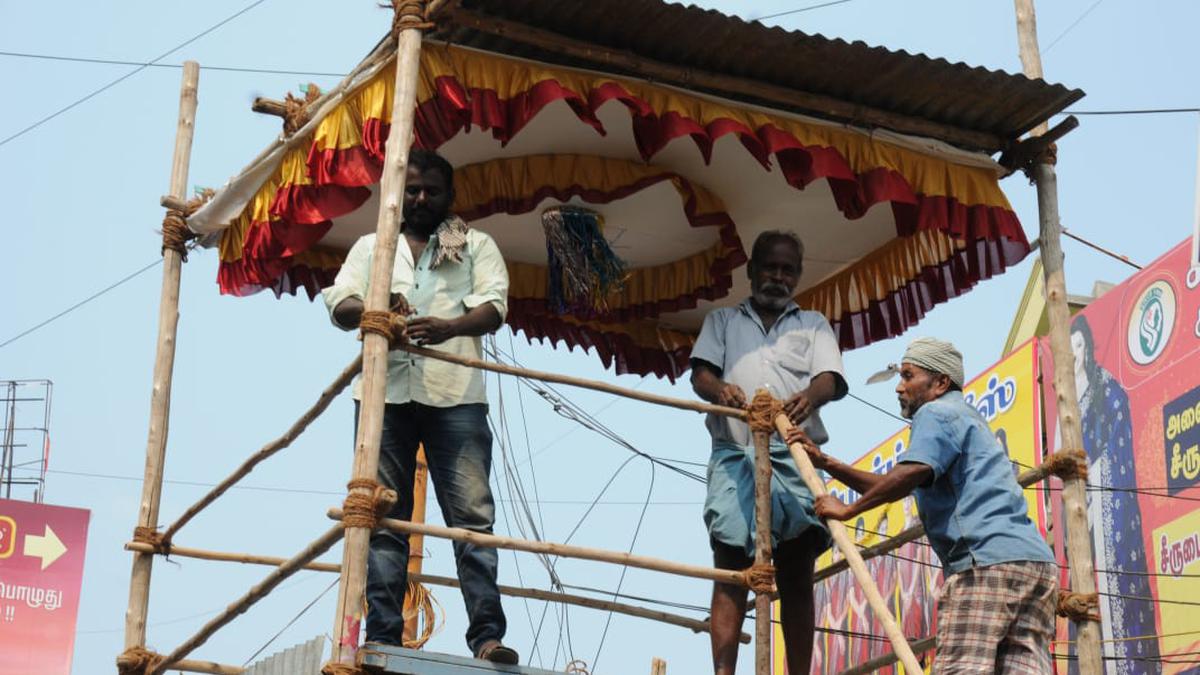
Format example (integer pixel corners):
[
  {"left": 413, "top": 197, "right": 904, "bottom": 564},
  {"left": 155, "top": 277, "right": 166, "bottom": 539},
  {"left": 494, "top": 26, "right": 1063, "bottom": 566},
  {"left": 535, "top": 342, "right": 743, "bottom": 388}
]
[{"left": 760, "top": 284, "right": 789, "bottom": 296}]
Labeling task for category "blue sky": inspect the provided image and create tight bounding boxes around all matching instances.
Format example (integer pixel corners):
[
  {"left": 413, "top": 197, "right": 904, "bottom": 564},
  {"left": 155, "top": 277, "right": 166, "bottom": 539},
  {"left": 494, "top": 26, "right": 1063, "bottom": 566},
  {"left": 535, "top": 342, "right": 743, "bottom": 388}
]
[{"left": 2, "top": 1, "right": 1198, "bottom": 673}]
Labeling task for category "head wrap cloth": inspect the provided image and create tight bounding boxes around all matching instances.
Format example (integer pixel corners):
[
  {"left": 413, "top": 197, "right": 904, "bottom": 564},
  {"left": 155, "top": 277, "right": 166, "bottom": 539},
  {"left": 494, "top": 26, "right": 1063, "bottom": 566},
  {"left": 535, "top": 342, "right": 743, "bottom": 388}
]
[{"left": 902, "top": 337, "right": 965, "bottom": 389}]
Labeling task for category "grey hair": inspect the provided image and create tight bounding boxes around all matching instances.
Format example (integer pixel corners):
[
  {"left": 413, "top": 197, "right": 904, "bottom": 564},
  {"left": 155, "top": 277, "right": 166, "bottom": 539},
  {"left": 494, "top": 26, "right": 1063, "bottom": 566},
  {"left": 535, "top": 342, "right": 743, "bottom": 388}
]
[{"left": 749, "top": 230, "right": 805, "bottom": 266}]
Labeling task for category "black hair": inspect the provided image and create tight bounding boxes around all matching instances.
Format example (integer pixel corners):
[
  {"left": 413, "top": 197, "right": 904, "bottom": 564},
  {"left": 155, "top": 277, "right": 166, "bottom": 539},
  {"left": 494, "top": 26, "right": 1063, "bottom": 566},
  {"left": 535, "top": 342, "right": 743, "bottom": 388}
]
[
  {"left": 408, "top": 148, "right": 454, "bottom": 188},
  {"left": 1070, "top": 314, "right": 1098, "bottom": 377},
  {"left": 749, "top": 230, "right": 805, "bottom": 267}
]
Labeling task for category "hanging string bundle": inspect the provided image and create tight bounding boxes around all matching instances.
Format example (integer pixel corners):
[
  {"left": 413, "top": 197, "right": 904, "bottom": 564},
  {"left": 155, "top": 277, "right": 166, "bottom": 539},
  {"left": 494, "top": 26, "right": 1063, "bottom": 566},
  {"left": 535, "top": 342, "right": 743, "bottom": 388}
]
[{"left": 541, "top": 206, "right": 627, "bottom": 315}]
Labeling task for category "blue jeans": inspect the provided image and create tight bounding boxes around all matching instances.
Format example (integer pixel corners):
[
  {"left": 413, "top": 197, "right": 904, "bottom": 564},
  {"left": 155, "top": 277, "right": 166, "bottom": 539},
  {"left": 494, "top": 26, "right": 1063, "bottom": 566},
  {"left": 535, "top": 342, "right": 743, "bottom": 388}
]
[{"left": 357, "top": 401, "right": 505, "bottom": 653}]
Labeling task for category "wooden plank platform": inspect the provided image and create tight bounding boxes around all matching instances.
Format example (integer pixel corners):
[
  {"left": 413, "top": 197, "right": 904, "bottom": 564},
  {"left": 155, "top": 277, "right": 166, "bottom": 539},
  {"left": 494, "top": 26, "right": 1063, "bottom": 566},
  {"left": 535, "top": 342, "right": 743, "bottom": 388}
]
[{"left": 358, "top": 644, "right": 565, "bottom": 675}]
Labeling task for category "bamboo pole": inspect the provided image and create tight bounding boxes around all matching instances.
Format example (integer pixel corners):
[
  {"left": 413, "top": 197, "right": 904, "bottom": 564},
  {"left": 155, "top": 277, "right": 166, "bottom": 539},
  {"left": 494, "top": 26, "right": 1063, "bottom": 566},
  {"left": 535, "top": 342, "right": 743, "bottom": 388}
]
[
  {"left": 773, "top": 415, "right": 923, "bottom": 673},
  {"left": 160, "top": 355, "right": 361, "bottom": 545},
  {"left": 402, "top": 445, "right": 430, "bottom": 644},
  {"left": 328, "top": 8, "right": 433, "bottom": 664},
  {"left": 751, "top": 428, "right": 772, "bottom": 675},
  {"left": 651, "top": 657, "right": 667, "bottom": 675},
  {"left": 149, "top": 526, "right": 345, "bottom": 675},
  {"left": 837, "top": 636, "right": 937, "bottom": 675},
  {"left": 444, "top": 8, "right": 1007, "bottom": 152},
  {"left": 330, "top": 510, "right": 750, "bottom": 587},
  {"left": 124, "top": 60, "right": 200, "bottom": 652},
  {"left": 1013, "top": 3, "right": 1103, "bottom": 672},
  {"left": 122, "top": 541, "right": 750, "bottom": 643},
  {"left": 169, "top": 659, "right": 245, "bottom": 675},
  {"left": 399, "top": 343, "right": 746, "bottom": 420}
]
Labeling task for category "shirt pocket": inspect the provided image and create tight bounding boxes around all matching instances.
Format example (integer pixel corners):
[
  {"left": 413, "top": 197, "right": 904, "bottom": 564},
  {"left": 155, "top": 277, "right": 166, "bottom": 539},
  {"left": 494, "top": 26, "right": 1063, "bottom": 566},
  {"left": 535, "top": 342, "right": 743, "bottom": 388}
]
[{"left": 772, "top": 331, "right": 813, "bottom": 377}]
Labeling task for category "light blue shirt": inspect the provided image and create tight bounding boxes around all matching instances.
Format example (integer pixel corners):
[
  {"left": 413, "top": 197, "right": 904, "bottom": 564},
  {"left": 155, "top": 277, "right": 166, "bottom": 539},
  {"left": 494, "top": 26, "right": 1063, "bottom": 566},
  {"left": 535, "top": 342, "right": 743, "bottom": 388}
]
[
  {"left": 902, "top": 391, "right": 1055, "bottom": 575},
  {"left": 691, "top": 299, "right": 845, "bottom": 446}
]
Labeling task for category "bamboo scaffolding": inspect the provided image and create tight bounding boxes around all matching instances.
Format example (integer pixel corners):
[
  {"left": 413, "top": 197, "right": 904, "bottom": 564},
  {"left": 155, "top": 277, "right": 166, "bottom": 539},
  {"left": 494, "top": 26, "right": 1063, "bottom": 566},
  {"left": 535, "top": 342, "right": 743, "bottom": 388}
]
[
  {"left": 651, "top": 657, "right": 667, "bottom": 675},
  {"left": 124, "top": 61, "right": 200, "bottom": 652},
  {"left": 837, "top": 636, "right": 937, "bottom": 675},
  {"left": 327, "top": 6, "right": 429, "bottom": 666},
  {"left": 773, "top": 414, "right": 924, "bottom": 673},
  {"left": 402, "top": 445, "right": 430, "bottom": 644},
  {"left": 160, "top": 355, "right": 361, "bottom": 545},
  {"left": 169, "top": 659, "right": 244, "bottom": 675},
  {"left": 1014, "top": 2, "right": 1102, "bottom": 672},
  {"left": 399, "top": 343, "right": 746, "bottom": 420},
  {"left": 122, "top": 540, "right": 750, "bottom": 643},
  {"left": 751, "top": 428, "right": 772, "bottom": 674},
  {"left": 149, "top": 526, "right": 344, "bottom": 675},
  {"left": 330, "top": 510, "right": 751, "bottom": 587}
]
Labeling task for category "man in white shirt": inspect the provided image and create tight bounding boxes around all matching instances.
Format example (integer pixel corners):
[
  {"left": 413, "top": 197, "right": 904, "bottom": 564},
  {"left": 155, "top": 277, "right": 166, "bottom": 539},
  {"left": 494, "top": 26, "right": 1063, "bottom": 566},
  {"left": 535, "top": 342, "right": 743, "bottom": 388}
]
[{"left": 324, "top": 149, "right": 517, "bottom": 664}]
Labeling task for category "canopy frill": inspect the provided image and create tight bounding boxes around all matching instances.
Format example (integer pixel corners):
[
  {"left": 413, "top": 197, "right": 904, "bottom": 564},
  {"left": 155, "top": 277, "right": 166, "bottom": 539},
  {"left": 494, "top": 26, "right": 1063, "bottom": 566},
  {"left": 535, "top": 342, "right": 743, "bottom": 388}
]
[{"left": 211, "top": 41, "right": 1030, "bottom": 379}]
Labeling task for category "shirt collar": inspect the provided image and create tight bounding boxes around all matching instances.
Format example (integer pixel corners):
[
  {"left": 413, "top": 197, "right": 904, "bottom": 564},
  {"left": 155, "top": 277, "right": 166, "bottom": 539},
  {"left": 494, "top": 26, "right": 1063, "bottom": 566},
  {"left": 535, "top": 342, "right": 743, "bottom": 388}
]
[{"left": 737, "top": 297, "right": 802, "bottom": 319}]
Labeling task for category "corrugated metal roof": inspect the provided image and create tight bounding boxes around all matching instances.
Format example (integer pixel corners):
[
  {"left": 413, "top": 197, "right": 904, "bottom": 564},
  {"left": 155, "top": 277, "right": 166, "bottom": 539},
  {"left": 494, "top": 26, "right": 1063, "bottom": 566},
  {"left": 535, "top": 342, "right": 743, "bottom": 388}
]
[
  {"left": 432, "top": 0, "right": 1083, "bottom": 153},
  {"left": 244, "top": 635, "right": 325, "bottom": 675}
]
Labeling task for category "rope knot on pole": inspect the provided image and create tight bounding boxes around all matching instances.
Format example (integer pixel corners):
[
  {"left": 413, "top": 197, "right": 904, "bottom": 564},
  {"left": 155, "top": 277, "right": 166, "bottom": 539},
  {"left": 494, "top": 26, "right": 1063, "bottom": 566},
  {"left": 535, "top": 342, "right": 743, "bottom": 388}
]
[
  {"left": 1045, "top": 448, "right": 1089, "bottom": 481},
  {"left": 1057, "top": 589, "right": 1101, "bottom": 623},
  {"left": 746, "top": 390, "right": 783, "bottom": 434},
  {"left": 390, "top": 0, "right": 434, "bottom": 35},
  {"left": 283, "top": 84, "right": 322, "bottom": 135},
  {"left": 358, "top": 310, "right": 409, "bottom": 347},
  {"left": 740, "top": 563, "right": 776, "bottom": 594},
  {"left": 321, "top": 662, "right": 365, "bottom": 675},
  {"left": 132, "top": 526, "right": 171, "bottom": 555},
  {"left": 565, "top": 659, "right": 592, "bottom": 674},
  {"left": 116, "top": 646, "right": 164, "bottom": 675},
  {"left": 159, "top": 188, "right": 214, "bottom": 261},
  {"left": 341, "top": 478, "right": 398, "bottom": 530}
]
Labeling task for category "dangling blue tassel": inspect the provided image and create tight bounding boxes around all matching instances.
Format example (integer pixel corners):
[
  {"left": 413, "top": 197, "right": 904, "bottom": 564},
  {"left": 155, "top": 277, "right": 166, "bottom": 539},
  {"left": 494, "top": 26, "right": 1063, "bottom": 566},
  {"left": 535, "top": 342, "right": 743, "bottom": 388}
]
[{"left": 541, "top": 206, "right": 627, "bottom": 315}]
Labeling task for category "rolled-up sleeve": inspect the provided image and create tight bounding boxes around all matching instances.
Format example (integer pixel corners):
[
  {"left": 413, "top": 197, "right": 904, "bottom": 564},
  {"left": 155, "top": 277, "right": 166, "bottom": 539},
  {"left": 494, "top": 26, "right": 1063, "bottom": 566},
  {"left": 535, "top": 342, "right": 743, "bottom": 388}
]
[
  {"left": 463, "top": 230, "right": 509, "bottom": 320},
  {"left": 690, "top": 309, "right": 729, "bottom": 372},
  {"left": 323, "top": 235, "right": 370, "bottom": 330},
  {"left": 810, "top": 314, "right": 848, "bottom": 397},
  {"left": 902, "top": 408, "right": 962, "bottom": 481}
]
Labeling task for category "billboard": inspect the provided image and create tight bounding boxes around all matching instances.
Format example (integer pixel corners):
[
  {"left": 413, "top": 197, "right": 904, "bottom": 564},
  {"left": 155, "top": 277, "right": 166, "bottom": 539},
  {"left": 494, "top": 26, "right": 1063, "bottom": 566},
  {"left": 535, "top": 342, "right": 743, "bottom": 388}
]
[
  {"left": 785, "top": 339, "right": 1048, "bottom": 674},
  {"left": 1042, "top": 239, "right": 1200, "bottom": 674},
  {"left": 0, "top": 499, "right": 90, "bottom": 675}
]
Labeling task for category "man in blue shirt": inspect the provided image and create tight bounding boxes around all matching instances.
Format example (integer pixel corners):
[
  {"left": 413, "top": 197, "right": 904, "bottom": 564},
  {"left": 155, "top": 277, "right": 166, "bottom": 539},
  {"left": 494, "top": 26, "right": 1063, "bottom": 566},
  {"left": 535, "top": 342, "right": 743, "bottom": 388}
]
[
  {"left": 790, "top": 337, "right": 1057, "bottom": 674},
  {"left": 691, "top": 230, "right": 847, "bottom": 675}
]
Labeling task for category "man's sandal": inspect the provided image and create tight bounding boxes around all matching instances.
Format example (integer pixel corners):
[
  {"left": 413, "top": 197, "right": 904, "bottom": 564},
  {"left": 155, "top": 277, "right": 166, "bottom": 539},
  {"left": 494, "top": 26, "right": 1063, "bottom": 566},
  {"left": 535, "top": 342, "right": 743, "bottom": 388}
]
[{"left": 476, "top": 639, "right": 520, "bottom": 665}]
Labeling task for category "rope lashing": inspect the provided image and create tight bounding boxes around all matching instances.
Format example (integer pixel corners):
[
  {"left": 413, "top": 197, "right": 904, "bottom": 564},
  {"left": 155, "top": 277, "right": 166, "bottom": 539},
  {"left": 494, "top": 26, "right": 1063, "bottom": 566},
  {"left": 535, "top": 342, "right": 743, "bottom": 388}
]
[
  {"left": 160, "top": 188, "right": 214, "bottom": 260},
  {"left": 358, "top": 310, "right": 408, "bottom": 347},
  {"left": 282, "top": 83, "right": 321, "bottom": 135},
  {"left": 320, "top": 662, "right": 365, "bottom": 675},
  {"left": 132, "top": 526, "right": 171, "bottom": 555},
  {"left": 1057, "top": 589, "right": 1101, "bottom": 622},
  {"left": 565, "top": 659, "right": 592, "bottom": 674},
  {"left": 1044, "top": 448, "right": 1089, "bottom": 481},
  {"left": 341, "top": 478, "right": 398, "bottom": 530},
  {"left": 116, "top": 647, "right": 164, "bottom": 675},
  {"left": 741, "top": 563, "right": 777, "bottom": 594},
  {"left": 747, "top": 390, "right": 784, "bottom": 434},
  {"left": 390, "top": 0, "right": 434, "bottom": 35}
]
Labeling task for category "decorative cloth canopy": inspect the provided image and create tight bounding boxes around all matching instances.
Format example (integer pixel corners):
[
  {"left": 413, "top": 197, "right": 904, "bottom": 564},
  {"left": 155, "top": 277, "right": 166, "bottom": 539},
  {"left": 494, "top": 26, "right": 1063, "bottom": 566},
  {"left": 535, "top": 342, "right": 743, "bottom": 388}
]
[{"left": 196, "top": 40, "right": 1033, "bottom": 379}]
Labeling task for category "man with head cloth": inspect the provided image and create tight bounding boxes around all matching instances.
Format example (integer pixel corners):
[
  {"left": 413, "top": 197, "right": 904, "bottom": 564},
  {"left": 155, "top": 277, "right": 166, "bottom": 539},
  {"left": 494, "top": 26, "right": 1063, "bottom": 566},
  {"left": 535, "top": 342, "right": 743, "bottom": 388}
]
[
  {"left": 690, "top": 229, "right": 848, "bottom": 675},
  {"left": 789, "top": 337, "right": 1057, "bottom": 674}
]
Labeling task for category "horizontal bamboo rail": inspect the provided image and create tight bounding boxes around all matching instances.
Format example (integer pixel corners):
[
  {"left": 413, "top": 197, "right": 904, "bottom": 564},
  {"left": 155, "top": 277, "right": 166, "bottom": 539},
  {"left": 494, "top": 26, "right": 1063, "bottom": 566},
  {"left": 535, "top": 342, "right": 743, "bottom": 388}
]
[
  {"left": 123, "top": 540, "right": 749, "bottom": 643},
  {"left": 329, "top": 510, "right": 750, "bottom": 587},
  {"left": 160, "top": 356, "right": 361, "bottom": 545},
  {"left": 171, "top": 659, "right": 244, "bottom": 675},
  {"left": 399, "top": 343, "right": 746, "bottom": 420},
  {"left": 149, "top": 526, "right": 344, "bottom": 675},
  {"left": 839, "top": 636, "right": 937, "bottom": 675}
]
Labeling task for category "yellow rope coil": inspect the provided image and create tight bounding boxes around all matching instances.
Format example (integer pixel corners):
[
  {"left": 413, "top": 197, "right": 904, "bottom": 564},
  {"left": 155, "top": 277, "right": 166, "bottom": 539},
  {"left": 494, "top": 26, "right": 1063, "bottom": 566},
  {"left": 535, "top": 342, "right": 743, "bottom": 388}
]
[
  {"left": 320, "top": 662, "right": 364, "bottom": 675},
  {"left": 401, "top": 579, "right": 444, "bottom": 649},
  {"left": 565, "top": 659, "right": 591, "bottom": 674}
]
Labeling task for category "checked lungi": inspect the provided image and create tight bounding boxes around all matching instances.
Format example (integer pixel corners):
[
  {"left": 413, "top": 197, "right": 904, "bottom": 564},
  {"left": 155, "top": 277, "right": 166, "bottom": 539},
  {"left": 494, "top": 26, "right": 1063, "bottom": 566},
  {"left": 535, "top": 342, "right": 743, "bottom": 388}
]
[{"left": 933, "top": 561, "right": 1058, "bottom": 674}]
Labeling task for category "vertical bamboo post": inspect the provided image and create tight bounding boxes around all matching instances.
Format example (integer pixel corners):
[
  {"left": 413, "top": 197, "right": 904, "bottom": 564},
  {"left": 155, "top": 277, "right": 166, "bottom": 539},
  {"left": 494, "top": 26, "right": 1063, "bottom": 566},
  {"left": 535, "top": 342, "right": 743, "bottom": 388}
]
[
  {"left": 402, "top": 446, "right": 430, "bottom": 644},
  {"left": 327, "top": 8, "right": 428, "bottom": 666},
  {"left": 774, "top": 415, "right": 924, "bottom": 673},
  {"left": 1013, "top": 2, "right": 1103, "bottom": 672},
  {"left": 650, "top": 657, "right": 667, "bottom": 675},
  {"left": 123, "top": 60, "right": 200, "bottom": 652},
  {"left": 750, "top": 429, "right": 773, "bottom": 675}
]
